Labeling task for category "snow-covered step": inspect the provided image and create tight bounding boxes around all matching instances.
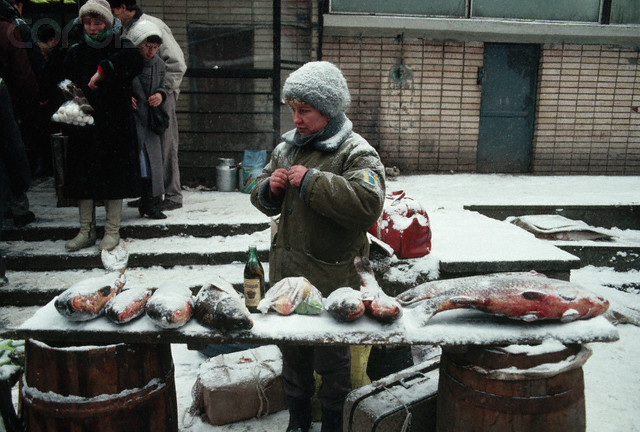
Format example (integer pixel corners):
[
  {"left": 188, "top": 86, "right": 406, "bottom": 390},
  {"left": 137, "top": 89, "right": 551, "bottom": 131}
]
[
  {"left": 3, "top": 229, "right": 272, "bottom": 271},
  {"left": 0, "top": 263, "right": 270, "bottom": 307}
]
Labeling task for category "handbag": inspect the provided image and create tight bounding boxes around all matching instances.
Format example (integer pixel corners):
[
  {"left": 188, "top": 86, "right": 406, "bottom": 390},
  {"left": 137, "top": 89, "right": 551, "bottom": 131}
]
[
  {"left": 148, "top": 105, "right": 169, "bottom": 135},
  {"left": 368, "top": 190, "right": 432, "bottom": 258}
]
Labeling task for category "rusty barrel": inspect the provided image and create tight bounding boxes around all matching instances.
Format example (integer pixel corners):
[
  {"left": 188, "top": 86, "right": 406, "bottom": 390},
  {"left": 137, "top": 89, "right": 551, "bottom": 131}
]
[
  {"left": 436, "top": 343, "right": 591, "bottom": 432},
  {"left": 21, "top": 339, "right": 178, "bottom": 432}
]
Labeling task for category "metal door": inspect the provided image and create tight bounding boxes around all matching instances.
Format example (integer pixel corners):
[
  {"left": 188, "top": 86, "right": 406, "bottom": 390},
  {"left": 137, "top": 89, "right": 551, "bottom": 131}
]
[{"left": 477, "top": 43, "right": 540, "bottom": 173}]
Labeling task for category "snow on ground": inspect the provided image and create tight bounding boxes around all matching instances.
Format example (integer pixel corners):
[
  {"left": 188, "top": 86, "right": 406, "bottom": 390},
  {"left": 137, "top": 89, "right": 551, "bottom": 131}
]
[
  {"left": 170, "top": 174, "right": 640, "bottom": 432},
  {"left": 4, "top": 174, "right": 640, "bottom": 431}
]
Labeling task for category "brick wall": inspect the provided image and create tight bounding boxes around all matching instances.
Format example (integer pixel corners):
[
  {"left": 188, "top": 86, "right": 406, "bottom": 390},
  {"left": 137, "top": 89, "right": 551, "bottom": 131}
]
[
  {"left": 323, "top": 36, "right": 640, "bottom": 175},
  {"left": 323, "top": 37, "right": 483, "bottom": 174},
  {"left": 534, "top": 44, "right": 640, "bottom": 174}
]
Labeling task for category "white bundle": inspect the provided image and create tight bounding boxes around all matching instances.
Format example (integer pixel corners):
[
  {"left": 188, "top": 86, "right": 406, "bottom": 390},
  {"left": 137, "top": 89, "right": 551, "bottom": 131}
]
[
  {"left": 51, "top": 100, "right": 95, "bottom": 126},
  {"left": 51, "top": 79, "right": 95, "bottom": 127}
]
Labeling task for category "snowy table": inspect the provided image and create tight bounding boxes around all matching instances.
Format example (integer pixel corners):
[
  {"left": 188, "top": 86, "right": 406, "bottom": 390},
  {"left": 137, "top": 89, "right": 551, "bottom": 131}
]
[
  {"left": 12, "top": 299, "right": 619, "bottom": 347},
  {"left": 11, "top": 301, "right": 618, "bottom": 432}
]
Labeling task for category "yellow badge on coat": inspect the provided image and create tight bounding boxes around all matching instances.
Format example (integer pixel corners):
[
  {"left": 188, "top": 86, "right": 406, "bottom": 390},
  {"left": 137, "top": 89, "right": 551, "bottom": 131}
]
[{"left": 363, "top": 169, "right": 379, "bottom": 187}]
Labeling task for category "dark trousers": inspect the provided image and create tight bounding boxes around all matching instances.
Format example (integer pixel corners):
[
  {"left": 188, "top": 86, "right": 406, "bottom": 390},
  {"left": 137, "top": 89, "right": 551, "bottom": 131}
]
[{"left": 280, "top": 345, "right": 351, "bottom": 412}]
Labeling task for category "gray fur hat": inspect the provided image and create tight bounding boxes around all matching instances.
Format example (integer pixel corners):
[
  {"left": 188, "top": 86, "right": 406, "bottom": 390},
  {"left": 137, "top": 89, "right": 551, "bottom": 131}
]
[
  {"left": 79, "top": 0, "right": 114, "bottom": 29},
  {"left": 282, "top": 61, "right": 350, "bottom": 118}
]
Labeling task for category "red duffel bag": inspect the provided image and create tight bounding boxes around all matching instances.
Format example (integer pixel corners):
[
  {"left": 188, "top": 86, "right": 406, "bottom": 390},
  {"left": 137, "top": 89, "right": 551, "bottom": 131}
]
[{"left": 368, "top": 190, "right": 432, "bottom": 258}]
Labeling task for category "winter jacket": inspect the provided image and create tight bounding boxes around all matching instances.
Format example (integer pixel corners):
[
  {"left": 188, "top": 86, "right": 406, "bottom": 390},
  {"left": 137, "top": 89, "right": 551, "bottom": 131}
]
[
  {"left": 250, "top": 114, "right": 386, "bottom": 296},
  {"left": 0, "top": 17, "right": 40, "bottom": 120},
  {"left": 131, "top": 55, "right": 167, "bottom": 197},
  {"left": 0, "top": 78, "right": 31, "bottom": 232},
  {"left": 61, "top": 32, "right": 143, "bottom": 200},
  {"left": 122, "top": 9, "right": 186, "bottom": 94}
]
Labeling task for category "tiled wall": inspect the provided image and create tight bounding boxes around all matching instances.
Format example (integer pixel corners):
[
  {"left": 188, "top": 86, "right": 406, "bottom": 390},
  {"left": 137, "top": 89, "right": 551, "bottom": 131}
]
[
  {"left": 137, "top": 1, "right": 640, "bottom": 176},
  {"left": 323, "top": 37, "right": 640, "bottom": 175},
  {"left": 534, "top": 44, "right": 640, "bottom": 174}
]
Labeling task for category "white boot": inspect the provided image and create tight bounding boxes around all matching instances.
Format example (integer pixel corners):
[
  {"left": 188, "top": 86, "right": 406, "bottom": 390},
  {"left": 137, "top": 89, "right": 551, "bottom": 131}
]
[
  {"left": 100, "top": 199, "right": 122, "bottom": 251},
  {"left": 65, "top": 200, "right": 96, "bottom": 251}
]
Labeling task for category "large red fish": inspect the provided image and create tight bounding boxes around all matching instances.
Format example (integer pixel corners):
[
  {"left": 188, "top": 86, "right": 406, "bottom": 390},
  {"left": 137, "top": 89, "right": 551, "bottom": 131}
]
[
  {"left": 414, "top": 273, "right": 609, "bottom": 325},
  {"left": 354, "top": 256, "right": 402, "bottom": 323},
  {"left": 396, "top": 271, "right": 547, "bottom": 306}
]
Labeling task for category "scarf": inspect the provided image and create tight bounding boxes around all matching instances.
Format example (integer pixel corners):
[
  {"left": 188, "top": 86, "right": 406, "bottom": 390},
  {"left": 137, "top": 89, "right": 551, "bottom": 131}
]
[{"left": 281, "top": 112, "right": 353, "bottom": 153}]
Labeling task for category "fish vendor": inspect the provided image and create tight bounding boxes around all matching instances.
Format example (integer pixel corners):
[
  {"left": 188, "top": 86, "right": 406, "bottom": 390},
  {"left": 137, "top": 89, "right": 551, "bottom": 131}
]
[{"left": 250, "top": 61, "right": 386, "bottom": 432}]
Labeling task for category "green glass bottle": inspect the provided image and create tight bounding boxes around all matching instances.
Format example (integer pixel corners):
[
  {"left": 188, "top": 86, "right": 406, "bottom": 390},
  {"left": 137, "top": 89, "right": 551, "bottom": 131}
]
[{"left": 243, "top": 245, "right": 265, "bottom": 313}]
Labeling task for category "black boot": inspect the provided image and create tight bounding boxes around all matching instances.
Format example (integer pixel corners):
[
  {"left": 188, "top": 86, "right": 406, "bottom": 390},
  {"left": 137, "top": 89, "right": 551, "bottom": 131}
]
[
  {"left": 139, "top": 179, "right": 167, "bottom": 219},
  {"left": 286, "top": 396, "right": 312, "bottom": 432},
  {"left": 321, "top": 406, "right": 343, "bottom": 432}
]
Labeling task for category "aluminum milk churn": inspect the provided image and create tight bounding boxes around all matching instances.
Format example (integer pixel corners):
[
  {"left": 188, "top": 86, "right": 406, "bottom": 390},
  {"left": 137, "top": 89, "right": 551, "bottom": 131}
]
[{"left": 216, "top": 158, "right": 238, "bottom": 192}]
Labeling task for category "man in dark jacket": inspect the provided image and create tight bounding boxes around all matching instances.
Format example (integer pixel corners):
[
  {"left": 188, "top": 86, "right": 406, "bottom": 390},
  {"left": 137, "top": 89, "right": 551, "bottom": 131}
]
[
  {"left": 0, "top": 78, "right": 32, "bottom": 285},
  {"left": 0, "top": 4, "right": 37, "bottom": 227},
  {"left": 251, "top": 61, "right": 386, "bottom": 432}
]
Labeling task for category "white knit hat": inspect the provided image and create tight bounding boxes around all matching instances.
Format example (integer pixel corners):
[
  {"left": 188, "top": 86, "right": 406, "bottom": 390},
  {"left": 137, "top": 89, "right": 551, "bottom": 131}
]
[
  {"left": 129, "top": 19, "right": 163, "bottom": 47},
  {"left": 282, "top": 61, "right": 351, "bottom": 118},
  {"left": 79, "top": 0, "right": 114, "bottom": 29}
]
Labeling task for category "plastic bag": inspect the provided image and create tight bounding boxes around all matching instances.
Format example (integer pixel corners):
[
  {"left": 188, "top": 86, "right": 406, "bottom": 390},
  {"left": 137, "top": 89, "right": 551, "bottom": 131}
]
[
  {"left": 257, "top": 276, "right": 323, "bottom": 315},
  {"left": 239, "top": 149, "right": 267, "bottom": 193},
  {"left": 51, "top": 79, "right": 95, "bottom": 126}
]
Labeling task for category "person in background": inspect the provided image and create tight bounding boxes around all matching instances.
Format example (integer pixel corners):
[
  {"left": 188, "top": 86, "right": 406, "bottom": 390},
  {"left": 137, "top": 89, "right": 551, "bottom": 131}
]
[
  {"left": 109, "top": 0, "right": 186, "bottom": 212},
  {"left": 0, "top": 0, "right": 37, "bottom": 228},
  {"left": 250, "top": 61, "right": 386, "bottom": 432},
  {"left": 3, "top": 0, "right": 53, "bottom": 178},
  {"left": 0, "top": 78, "right": 32, "bottom": 285},
  {"left": 62, "top": 0, "right": 142, "bottom": 252},
  {"left": 129, "top": 20, "right": 167, "bottom": 219}
]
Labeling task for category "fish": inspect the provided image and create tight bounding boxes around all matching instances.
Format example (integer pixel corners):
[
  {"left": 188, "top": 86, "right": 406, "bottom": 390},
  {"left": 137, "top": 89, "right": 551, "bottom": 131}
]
[
  {"left": 324, "top": 287, "right": 366, "bottom": 322},
  {"left": 396, "top": 271, "right": 548, "bottom": 306},
  {"left": 146, "top": 286, "right": 193, "bottom": 329},
  {"left": 193, "top": 275, "right": 254, "bottom": 330},
  {"left": 55, "top": 272, "right": 126, "bottom": 321},
  {"left": 104, "top": 287, "right": 153, "bottom": 324},
  {"left": 416, "top": 273, "right": 610, "bottom": 325},
  {"left": 354, "top": 256, "right": 402, "bottom": 323}
]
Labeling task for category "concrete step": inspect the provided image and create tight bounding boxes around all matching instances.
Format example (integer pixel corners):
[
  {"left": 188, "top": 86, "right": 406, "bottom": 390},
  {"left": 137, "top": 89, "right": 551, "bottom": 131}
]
[
  {"left": 466, "top": 204, "right": 640, "bottom": 230},
  {"left": 0, "top": 263, "right": 259, "bottom": 307},
  {"left": 3, "top": 229, "right": 271, "bottom": 271}
]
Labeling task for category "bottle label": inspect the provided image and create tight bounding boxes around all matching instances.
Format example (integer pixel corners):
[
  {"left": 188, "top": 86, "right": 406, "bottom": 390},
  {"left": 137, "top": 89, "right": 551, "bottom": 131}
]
[{"left": 244, "top": 278, "right": 262, "bottom": 307}]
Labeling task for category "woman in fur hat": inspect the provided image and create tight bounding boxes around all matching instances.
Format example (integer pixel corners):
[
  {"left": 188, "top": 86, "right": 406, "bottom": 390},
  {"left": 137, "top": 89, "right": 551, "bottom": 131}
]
[
  {"left": 250, "top": 61, "right": 386, "bottom": 432},
  {"left": 62, "top": 0, "right": 143, "bottom": 251}
]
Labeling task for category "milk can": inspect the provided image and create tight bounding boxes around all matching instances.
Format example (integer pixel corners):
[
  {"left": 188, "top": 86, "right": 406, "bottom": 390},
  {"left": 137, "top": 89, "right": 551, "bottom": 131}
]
[{"left": 216, "top": 158, "right": 237, "bottom": 192}]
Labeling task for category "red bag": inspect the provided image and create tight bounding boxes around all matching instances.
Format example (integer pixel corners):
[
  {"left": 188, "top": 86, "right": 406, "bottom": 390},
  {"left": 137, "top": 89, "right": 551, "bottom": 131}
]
[{"left": 368, "top": 191, "right": 432, "bottom": 258}]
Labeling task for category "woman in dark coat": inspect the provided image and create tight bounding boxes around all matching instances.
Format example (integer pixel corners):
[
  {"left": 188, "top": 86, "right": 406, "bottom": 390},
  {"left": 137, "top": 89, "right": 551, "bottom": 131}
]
[{"left": 62, "top": 0, "right": 143, "bottom": 252}]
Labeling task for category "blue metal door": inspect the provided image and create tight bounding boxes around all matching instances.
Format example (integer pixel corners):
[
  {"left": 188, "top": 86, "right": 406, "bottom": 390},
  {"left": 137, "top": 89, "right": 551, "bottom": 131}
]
[{"left": 477, "top": 43, "right": 539, "bottom": 173}]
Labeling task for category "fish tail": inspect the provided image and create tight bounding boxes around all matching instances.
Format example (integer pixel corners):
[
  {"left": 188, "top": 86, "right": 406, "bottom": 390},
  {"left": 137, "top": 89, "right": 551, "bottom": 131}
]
[{"left": 421, "top": 309, "right": 436, "bottom": 325}]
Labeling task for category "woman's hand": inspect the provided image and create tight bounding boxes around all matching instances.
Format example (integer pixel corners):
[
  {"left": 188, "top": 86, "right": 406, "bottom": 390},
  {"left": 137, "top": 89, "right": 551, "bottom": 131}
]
[
  {"left": 288, "top": 165, "right": 309, "bottom": 188},
  {"left": 269, "top": 168, "right": 289, "bottom": 196},
  {"left": 88, "top": 71, "right": 102, "bottom": 90},
  {"left": 147, "top": 93, "right": 162, "bottom": 107}
]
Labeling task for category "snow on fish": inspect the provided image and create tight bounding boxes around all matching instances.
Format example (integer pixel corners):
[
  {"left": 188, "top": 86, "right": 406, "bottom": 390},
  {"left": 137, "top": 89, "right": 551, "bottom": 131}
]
[
  {"left": 54, "top": 272, "right": 126, "bottom": 321},
  {"left": 414, "top": 273, "right": 610, "bottom": 325},
  {"left": 396, "top": 271, "right": 547, "bottom": 306},
  {"left": 146, "top": 286, "right": 193, "bottom": 329},
  {"left": 193, "top": 275, "right": 253, "bottom": 330},
  {"left": 104, "top": 287, "right": 152, "bottom": 324},
  {"left": 324, "top": 287, "right": 366, "bottom": 322},
  {"left": 354, "top": 256, "right": 402, "bottom": 323}
]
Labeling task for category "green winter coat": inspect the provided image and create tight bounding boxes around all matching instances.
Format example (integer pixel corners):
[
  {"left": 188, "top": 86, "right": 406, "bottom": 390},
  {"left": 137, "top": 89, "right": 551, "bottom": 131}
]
[{"left": 250, "top": 114, "right": 386, "bottom": 297}]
